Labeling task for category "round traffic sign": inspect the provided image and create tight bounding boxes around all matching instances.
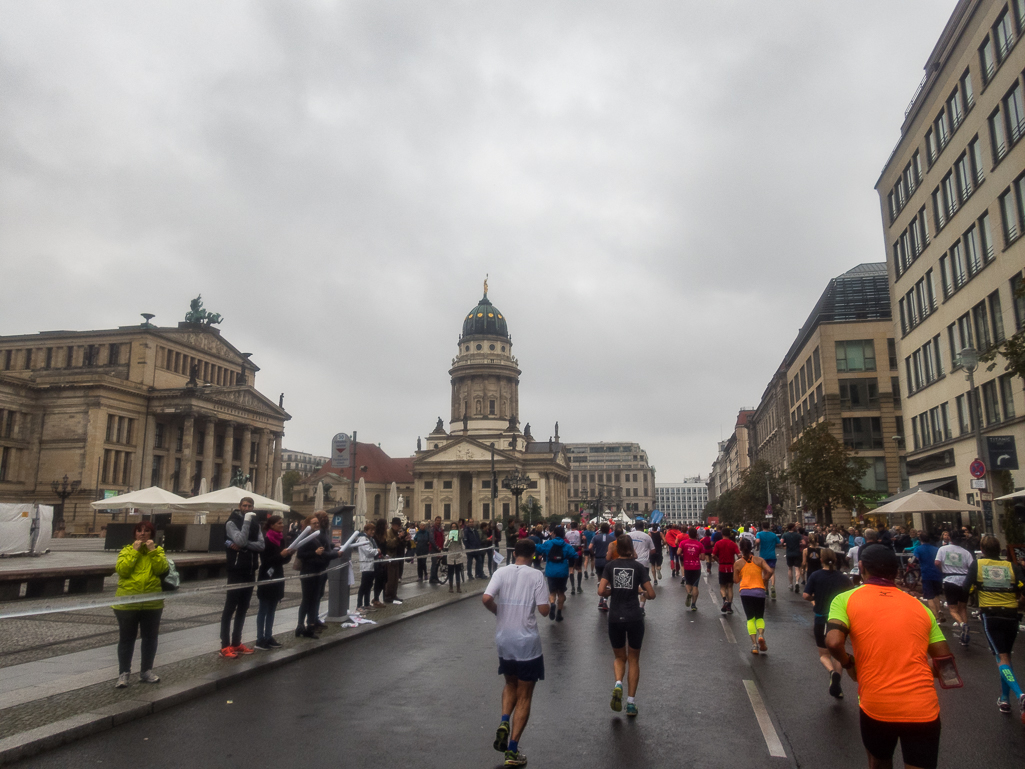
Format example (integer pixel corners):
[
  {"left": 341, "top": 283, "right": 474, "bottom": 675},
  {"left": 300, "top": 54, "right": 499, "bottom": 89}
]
[{"left": 969, "top": 459, "right": 986, "bottom": 479}]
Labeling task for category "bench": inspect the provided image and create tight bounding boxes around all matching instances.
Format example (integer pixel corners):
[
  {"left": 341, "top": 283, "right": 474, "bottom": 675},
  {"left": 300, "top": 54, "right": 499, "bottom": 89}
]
[{"left": 0, "top": 565, "right": 115, "bottom": 602}]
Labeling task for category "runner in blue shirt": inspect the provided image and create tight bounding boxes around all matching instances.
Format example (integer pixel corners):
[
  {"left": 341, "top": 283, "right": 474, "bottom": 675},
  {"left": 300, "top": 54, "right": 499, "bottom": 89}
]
[
  {"left": 755, "top": 521, "right": 780, "bottom": 600},
  {"left": 536, "top": 526, "right": 578, "bottom": 622},
  {"left": 912, "top": 531, "right": 945, "bottom": 624}
]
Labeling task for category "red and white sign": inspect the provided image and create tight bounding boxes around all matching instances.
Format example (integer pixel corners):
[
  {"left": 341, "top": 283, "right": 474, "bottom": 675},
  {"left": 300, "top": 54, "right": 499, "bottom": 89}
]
[{"left": 969, "top": 459, "right": 986, "bottom": 479}]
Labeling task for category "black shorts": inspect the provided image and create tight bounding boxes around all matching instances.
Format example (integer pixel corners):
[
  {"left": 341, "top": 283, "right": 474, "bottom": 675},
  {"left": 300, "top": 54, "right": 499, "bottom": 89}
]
[
  {"left": 786, "top": 554, "right": 801, "bottom": 567},
  {"left": 718, "top": 571, "right": 734, "bottom": 586},
  {"left": 859, "top": 710, "right": 941, "bottom": 769},
  {"left": 569, "top": 557, "right": 583, "bottom": 569},
  {"left": 740, "top": 594, "right": 766, "bottom": 620},
  {"left": 546, "top": 576, "right": 568, "bottom": 594},
  {"left": 981, "top": 613, "right": 1020, "bottom": 655},
  {"left": 498, "top": 655, "right": 545, "bottom": 682},
  {"left": 650, "top": 552, "right": 663, "bottom": 566},
  {"left": 942, "top": 581, "right": 968, "bottom": 606},
  {"left": 684, "top": 569, "right": 701, "bottom": 586},
  {"left": 608, "top": 620, "right": 645, "bottom": 650},
  {"left": 921, "top": 579, "right": 944, "bottom": 600},
  {"left": 813, "top": 622, "right": 827, "bottom": 649}
]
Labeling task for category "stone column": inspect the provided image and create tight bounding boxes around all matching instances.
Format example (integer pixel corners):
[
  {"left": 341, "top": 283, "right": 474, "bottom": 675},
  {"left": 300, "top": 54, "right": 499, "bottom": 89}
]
[
  {"left": 220, "top": 422, "right": 235, "bottom": 489},
  {"left": 201, "top": 417, "right": 216, "bottom": 490},
  {"left": 240, "top": 426, "right": 252, "bottom": 482},
  {"left": 256, "top": 429, "right": 270, "bottom": 496},
  {"left": 181, "top": 414, "right": 196, "bottom": 494},
  {"left": 271, "top": 432, "right": 283, "bottom": 492},
  {"left": 140, "top": 414, "right": 157, "bottom": 489},
  {"left": 160, "top": 420, "right": 175, "bottom": 490}
]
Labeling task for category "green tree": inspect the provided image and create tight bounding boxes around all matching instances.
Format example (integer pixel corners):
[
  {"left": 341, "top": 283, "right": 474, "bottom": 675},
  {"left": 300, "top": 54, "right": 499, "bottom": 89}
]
[
  {"left": 520, "top": 496, "right": 543, "bottom": 526},
  {"left": 787, "top": 422, "right": 871, "bottom": 525},
  {"left": 281, "top": 470, "right": 302, "bottom": 504}
]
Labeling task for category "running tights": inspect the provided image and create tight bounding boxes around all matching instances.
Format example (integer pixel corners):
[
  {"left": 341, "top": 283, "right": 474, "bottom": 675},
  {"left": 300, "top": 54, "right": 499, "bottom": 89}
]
[{"left": 741, "top": 595, "right": 766, "bottom": 636}]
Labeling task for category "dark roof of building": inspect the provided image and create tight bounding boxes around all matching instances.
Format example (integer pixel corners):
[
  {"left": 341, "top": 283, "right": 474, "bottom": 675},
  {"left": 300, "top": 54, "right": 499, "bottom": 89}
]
[
  {"left": 784, "top": 263, "right": 891, "bottom": 366},
  {"left": 462, "top": 294, "right": 509, "bottom": 339},
  {"left": 304, "top": 442, "right": 413, "bottom": 485},
  {"left": 525, "top": 441, "right": 564, "bottom": 454}
]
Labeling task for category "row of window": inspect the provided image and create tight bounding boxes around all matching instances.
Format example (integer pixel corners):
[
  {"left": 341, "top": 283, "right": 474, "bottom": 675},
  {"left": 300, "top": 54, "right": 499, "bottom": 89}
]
[
  {"left": 926, "top": 69, "right": 976, "bottom": 169},
  {"left": 909, "top": 375, "right": 1018, "bottom": 451},
  {"left": 888, "top": 150, "right": 924, "bottom": 222},
  {"left": 905, "top": 335, "right": 944, "bottom": 395},
  {"left": 980, "top": 2, "right": 1025, "bottom": 86},
  {"left": 422, "top": 502, "right": 511, "bottom": 521},
  {"left": 788, "top": 347, "right": 822, "bottom": 408},
  {"left": 899, "top": 269, "right": 938, "bottom": 335},
  {"left": 100, "top": 449, "right": 133, "bottom": 486},
  {"left": 0, "top": 343, "right": 126, "bottom": 372},
  {"left": 893, "top": 206, "right": 931, "bottom": 279},
  {"left": 0, "top": 409, "right": 25, "bottom": 440},
  {"left": 105, "top": 415, "right": 136, "bottom": 447},
  {"left": 932, "top": 136, "right": 985, "bottom": 233},
  {"left": 938, "top": 212, "right": 996, "bottom": 299},
  {"left": 0, "top": 446, "right": 16, "bottom": 482},
  {"left": 158, "top": 346, "right": 239, "bottom": 387}
]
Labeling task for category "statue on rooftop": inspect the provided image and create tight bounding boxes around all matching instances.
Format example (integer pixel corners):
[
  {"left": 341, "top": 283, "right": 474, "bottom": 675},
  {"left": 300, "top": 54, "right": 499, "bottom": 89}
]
[{"left": 184, "top": 295, "right": 223, "bottom": 326}]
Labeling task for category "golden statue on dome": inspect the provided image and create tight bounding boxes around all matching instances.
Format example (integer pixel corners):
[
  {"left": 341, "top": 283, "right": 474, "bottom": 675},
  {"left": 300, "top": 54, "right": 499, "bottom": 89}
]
[{"left": 484, "top": 274, "right": 489, "bottom": 295}]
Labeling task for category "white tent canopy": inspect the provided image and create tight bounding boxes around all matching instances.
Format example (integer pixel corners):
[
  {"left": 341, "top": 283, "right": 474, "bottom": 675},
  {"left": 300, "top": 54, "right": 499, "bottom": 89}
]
[
  {"left": 0, "top": 504, "right": 53, "bottom": 555},
  {"left": 995, "top": 488, "right": 1025, "bottom": 501},
  {"left": 870, "top": 489, "right": 980, "bottom": 515},
  {"left": 89, "top": 486, "right": 187, "bottom": 511},
  {"left": 173, "top": 486, "right": 289, "bottom": 512}
]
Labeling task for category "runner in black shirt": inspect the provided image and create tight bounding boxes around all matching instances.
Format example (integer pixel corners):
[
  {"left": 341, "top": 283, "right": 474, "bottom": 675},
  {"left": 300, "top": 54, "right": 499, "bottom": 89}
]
[
  {"left": 649, "top": 526, "right": 664, "bottom": 586},
  {"left": 802, "top": 548, "right": 852, "bottom": 698},
  {"left": 599, "top": 535, "right": 656, "bottom": 718}
]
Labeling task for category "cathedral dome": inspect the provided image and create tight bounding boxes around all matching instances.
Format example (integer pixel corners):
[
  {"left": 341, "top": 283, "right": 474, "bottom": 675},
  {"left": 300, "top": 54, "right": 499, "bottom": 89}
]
[{"left": 462, "top": 294, "right": 508, "bottom": 339}]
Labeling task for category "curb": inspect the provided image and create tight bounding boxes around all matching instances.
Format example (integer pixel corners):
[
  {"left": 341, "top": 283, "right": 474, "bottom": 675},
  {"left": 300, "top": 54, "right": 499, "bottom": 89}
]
[{"left": 0, "top": 585, "right": 486, "bottom": 766}]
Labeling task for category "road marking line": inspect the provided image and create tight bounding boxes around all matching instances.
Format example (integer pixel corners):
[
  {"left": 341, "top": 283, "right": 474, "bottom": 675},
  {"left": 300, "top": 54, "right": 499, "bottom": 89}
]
[
  {"left": 743, "top": 679, "right": 787, "bottom": 758},
  {"left": 720, "top": 617, "right": 736, "bottom": 644}
]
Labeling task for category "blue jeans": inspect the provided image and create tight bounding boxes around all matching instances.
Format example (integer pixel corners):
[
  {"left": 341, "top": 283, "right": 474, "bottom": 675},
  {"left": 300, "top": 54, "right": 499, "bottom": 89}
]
[{"left": 256, "top": 597, "right": 278, "bottom": 642}]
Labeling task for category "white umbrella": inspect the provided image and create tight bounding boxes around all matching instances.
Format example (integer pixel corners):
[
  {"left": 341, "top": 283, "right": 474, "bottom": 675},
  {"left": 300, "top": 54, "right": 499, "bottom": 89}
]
[
  {"left": 315, "top": 481, "right": 325, "bottom": 511},
  {"left": 355, "top": 476, "right": 367, "bottom": 529},
  {"left": 388, "top": 482, "right": 398, "bottom": 516},
  {"left": 870, "top": 489, "right": 980, "bottom": 515},
  {"left": 90, "top": 486, "right": 186, "bottom": 510},
  {"left": 273, "top": 476, "right": 284, "bottom": 503},
  {"left": 245, "top": 481, "right": 253, "bottom": 492},
  {"left": 996, "top": 489, "right": 1025, "bottom": 501},
  {"left": 198, "top": 477, "right": 208, "bottom": 496},
  {"left": 173, "top": 486, "right": 289, "bottom": 512}
]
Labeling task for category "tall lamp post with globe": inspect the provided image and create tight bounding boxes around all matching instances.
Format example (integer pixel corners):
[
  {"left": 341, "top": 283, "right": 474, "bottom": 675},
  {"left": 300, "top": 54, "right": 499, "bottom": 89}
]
[
  {"left": 501, "top": 469, "right": 530, "bottom": 527},
  {"left": 51, "top": 474, "right": 81, "bottom": 534},
  {"left": 958, "top": 346, "right": 992, "bottom": 533}
]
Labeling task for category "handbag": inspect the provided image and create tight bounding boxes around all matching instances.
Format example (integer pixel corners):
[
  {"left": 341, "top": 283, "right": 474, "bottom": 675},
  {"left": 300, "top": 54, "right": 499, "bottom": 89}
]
[{"left": 160, "top": 558, "right": 180, "bottom": 591}]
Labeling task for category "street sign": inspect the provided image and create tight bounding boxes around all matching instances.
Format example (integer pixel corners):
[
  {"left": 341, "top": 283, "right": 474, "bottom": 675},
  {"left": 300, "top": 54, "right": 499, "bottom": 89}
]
[
  {"left": 980, "top": 491, "right": 993, "bottom": 501},
  {"left": 331, "top": 433, "right": 351, "bottom": 469},
  {"left": 987, "top": 436, "right": 1019, "bottom": 470},
  {"left": 969, "top": 459, "right": 986, "bottom": 479},
  {"left": 970, "top": 478, "right": 987, "bottom": 489}
]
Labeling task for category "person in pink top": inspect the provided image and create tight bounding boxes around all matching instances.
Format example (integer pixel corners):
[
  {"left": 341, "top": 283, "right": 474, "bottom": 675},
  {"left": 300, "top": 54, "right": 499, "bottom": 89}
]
[
  {"left": 700, "top": 531, "right": 714, "bottom": 575},
  {"left": 679, "top": 528, "right": 705, "bottom": 611}
]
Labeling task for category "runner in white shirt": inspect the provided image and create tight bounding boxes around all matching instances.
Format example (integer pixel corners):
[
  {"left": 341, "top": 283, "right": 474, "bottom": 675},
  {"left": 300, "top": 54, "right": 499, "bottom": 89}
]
[
  {"left": 628, "top": 522, "right": 655, "bottom": 613},
  {"left": 483, "top": 540, "right": 551, "bottom": 768},
  {"left": 934, "top": 541, "right": 974, "bottom": 645},
  {"left": 565, "top": 524, "right": 583, "bottom": 595}
]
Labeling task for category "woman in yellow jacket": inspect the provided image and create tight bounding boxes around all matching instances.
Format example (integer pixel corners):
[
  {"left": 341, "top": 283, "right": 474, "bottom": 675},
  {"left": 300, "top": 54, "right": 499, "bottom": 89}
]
[
  {"left": 113, "top": 521, "right": 168, "bottom": 688},
  {"left": 734, "top": 537, "right": 774, "bottom": 655}
]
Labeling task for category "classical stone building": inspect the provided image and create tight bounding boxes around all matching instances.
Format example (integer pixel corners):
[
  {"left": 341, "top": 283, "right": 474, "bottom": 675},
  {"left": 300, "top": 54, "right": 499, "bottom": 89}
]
[
  {"left": 0, "top": 318, "right": 288, "bottom": 532},
  {"left": 877, "top": 0, "right": 1025, "bottom": 536},
  {"left": 565, "top": 442, "right": 656, "bottom": 515},
  {"left": 412, "top": 287, "right": 569, "bottom": 523}
]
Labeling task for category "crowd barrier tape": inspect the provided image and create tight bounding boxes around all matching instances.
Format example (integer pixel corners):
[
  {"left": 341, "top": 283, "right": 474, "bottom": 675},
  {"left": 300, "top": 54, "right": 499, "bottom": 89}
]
[{"left": 0, "top": 544, "right": 511, "bottom": 621}]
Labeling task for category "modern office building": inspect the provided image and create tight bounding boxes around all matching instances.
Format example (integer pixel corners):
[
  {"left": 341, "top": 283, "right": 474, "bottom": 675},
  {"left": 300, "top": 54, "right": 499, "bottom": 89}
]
[
  {"left": 877, "top": 0, "right": 1025, "bottom": 536},
  {"left": 656, "top": 479, "right": 709, "bottom": 525},
  {"left": 281, "top": 449, "right": 329, "bottom": 477},
  {"left": 565, "top": 441, "right": 655, "bottom": 515}
]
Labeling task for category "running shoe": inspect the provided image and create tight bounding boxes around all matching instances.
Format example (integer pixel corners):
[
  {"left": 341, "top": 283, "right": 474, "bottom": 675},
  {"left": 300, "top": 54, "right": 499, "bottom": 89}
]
[
  {"left": 494, "top": 721, "right": 510, "bottom": 752},
  {"left": 685, "top": 594, "right": 692, "bottom": 607},
  {"left": 265, "top": 638, "right": 283, "bottom": 649},
  {"left": 1019, "top": 693, "right": 1025, "bottom": 723},
  {"left": 770, "top": 588, "right": 776, "bottom": 601},
  {"left": 233, "top": 644, "right": 256, "bottom": 655},
  {"left": 253, "top": 641, "right": 271, "bottom": 651},
  {"left": 584, "top": 572, "right": 589, "bottom": 580},
  {"left": 549, "top": 602, "right": 556, "bottom": 620},
  {"left": 115, "top": 673, "right": 130, "bottom": 688},
  {"left": 960, "top": 623, "right": 970, "bottom": 646},
  {"left": 758, "top": 637, "right": 768, "bottom": 653},
  {"left": 611, "top": 683, "right": 623, "bottom": 712},
  {"left": 720, "top": 602, "right": 728, "bottom": 614},
  {"left": 828, "top": 671, "right": 843, "bottom": 699},
  {"left": 626, "top": 702, "right": 638, "bottom": 717},
  {"left": 751, "top": 644, "right": 760, "bottom": 655},
  {"left": 726, "top": 603, "right": 734, "bottom": 614},
  {"left": 139, "top": 670, "right": 160, "bottom": 684},
  {"left": 504, "top": 750, "right": 527, "bottom": 766},
  {"left": 998, "top": 698, "right": 1011, "bottom": 714},
  {"left": 556, "top": 610, "right": 563, "bottom": 622},
  {"left": 218, "top": 646, "right": 238, "bottom": 659}
]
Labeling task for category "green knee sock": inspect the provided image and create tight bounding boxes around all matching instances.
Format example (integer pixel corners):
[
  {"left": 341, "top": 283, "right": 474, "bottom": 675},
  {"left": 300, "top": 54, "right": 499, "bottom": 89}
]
[
  {"left": 756, "top": 618, "right": 765, "bottom": 632},
  {"left": 747, "top": 618, "right": 757, "bottom": 636}
]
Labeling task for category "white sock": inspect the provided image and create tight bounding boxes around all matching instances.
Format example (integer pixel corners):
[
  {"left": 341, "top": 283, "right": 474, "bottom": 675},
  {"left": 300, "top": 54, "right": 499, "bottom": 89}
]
[
  {"left": 627, "top": 696, "right": 635, "bottom": 704},
  {"left": 615, "top": 680, "right": 622, "bottom": 688}
]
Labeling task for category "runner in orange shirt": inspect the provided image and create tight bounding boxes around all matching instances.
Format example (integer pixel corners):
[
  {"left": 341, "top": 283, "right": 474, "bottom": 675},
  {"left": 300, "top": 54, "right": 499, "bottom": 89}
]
[{"left": 826, "top": 545, "right": 953, "bottom": 769}]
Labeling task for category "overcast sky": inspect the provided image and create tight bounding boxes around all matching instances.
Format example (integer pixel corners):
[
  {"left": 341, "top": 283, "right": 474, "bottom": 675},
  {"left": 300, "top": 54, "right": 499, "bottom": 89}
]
[{"left": 1, "top": 1, "right": 956, "bottom": 481}]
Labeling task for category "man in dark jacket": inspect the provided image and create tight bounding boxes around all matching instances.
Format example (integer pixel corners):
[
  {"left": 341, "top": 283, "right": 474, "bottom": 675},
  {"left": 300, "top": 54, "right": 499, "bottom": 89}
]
[
  {"left": 220, "top": 497, "right": 265, "bottom": 657},
  {"left": 429, "top": 516, "right": 445, "bottom": 584},
  {"left": 384, "top": 517, "right": 409, "bottom": 603},
  {"left": 464, "top": 520, "right": 482, "bottom": 579},
  {"left": 413, "top": 521, "right": 431, "bottom": 582}
]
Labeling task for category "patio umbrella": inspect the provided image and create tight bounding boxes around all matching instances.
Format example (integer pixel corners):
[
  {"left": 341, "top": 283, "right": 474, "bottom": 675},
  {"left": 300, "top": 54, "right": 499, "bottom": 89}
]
[
  {"left": 273, "top": 476, "right": 284, "bottom": 503},
  {"left": 89, "top": 486, "right": 186, "bottom": 510},
  {"left": 198, "top": 477, "right": 208, "bottom": 496},
  {"left": 996, "top": 489, "right": 1025, "bottom": 501},
  {"left": 173, "top": 486, "right": 289, "bottom": 512},
  {"left": 870, "top": 489, "right": 980, "bottom": 515},
  {"left": 388, "top": 482, "right": 398, "bottom": 517},
  {"left": 315, "top": 481, "right": 325, "bottom": 511},
  {"left": 355, "top": 477, "right": 367, "bottom": 528},
  {"left": 245, "top": 481, "right": 253, "bottom": 492}
]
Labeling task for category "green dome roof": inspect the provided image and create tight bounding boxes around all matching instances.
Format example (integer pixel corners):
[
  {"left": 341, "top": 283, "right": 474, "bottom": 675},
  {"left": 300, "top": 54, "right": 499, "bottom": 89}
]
[{"left": 462, "top": 294, "right": 508, "bottom": 338}]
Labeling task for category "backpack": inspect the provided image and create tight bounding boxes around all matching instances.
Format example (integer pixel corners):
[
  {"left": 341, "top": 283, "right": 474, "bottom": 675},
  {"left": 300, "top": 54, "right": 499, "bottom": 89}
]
[
  {"left": 547, "top": 541, "right": 565, "bottom": 564},
  {"left": 160, "top": 558, "right": 180, "bottom": 592}
]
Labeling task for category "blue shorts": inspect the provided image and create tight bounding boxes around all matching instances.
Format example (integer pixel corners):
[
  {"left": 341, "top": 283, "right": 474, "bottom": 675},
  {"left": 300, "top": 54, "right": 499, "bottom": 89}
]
[
  {"left": 498, "top": 655, "right": 545, "bottom": 682},
  {"left": 763, "top": 559, "right": 777, "bottom": 569},
  {"left": 921, "top": 579, "right": 944, "bottom": 600}
]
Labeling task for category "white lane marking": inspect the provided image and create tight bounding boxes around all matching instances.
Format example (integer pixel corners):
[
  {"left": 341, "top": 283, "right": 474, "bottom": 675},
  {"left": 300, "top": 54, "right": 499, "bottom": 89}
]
[
  {"left": 720, "top": 617, "right": 736, "bottom": 643},
  {"left": 743, "top": 679, "right": 787, "bottom": 758}
]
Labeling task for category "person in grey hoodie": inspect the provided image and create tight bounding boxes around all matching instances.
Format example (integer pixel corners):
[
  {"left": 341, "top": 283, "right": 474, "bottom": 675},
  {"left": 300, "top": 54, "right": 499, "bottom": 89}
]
[{"left": 220, "top": 497, "right": 265, "bottom": 656}]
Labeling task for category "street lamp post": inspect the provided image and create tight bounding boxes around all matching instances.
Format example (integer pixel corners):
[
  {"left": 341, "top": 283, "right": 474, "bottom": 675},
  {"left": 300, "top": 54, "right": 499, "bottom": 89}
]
[
  {"left": 502, "top": 469, "right": 530, "bottom": 526},
  {"left": 50, "top": 474, "right": 81, "bottom": 534},
  {"left": 958, "top": 346, "right": 991, "bottom": 533}
]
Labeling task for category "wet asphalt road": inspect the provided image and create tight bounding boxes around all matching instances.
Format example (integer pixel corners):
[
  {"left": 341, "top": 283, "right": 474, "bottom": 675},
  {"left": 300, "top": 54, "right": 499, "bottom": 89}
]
[{"left": 14, "top": 568, "right": 1025, "bottom": 769}]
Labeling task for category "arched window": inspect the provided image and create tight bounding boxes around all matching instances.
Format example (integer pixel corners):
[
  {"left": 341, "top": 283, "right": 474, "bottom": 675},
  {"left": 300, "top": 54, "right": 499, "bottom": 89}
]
[
  {"left": 374, "top": 494, "right": 381, "bottom": 515},
  {"left": 489, "top": 399, "right": 496, "bottom": 415}
]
